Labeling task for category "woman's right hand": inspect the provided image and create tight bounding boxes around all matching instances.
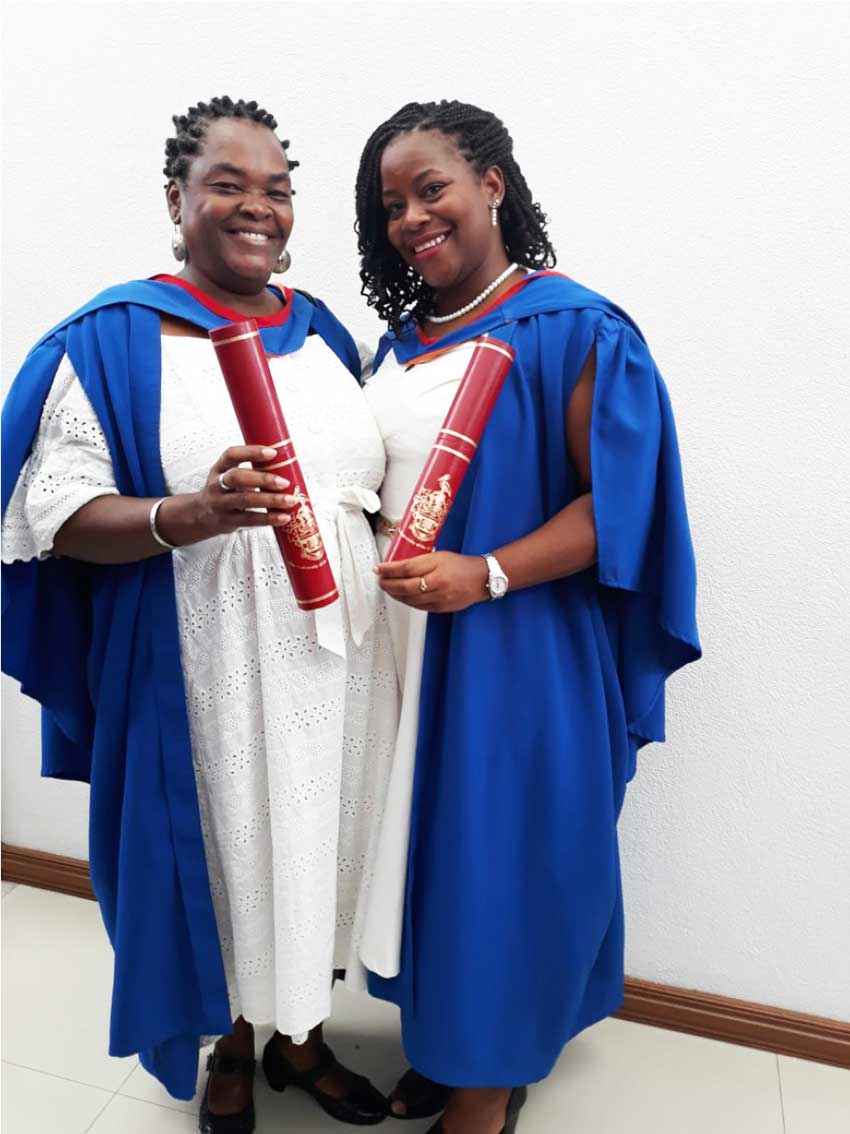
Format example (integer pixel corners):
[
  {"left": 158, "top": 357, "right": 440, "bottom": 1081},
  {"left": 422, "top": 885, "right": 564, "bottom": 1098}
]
[
  {"left": 158, "top": 445, "right": 299, "bottom": 545},
  {"left": 188, "top": 445, "right": 299, "bottom": 537},
  {"left": 51, "top": 444, "right": 301, "bottom": 564},
  {"left": 52, "top": 446, "right": 300, "bottom": 566}
]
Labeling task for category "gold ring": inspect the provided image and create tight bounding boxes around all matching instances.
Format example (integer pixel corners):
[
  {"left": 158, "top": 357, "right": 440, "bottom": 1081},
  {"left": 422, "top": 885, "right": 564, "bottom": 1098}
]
[{"left": 419, "top": 577, "right": 428, "bottom": 593}]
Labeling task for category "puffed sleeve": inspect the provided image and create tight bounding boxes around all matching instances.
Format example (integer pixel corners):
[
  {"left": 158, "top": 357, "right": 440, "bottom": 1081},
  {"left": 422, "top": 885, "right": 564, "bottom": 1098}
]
[
  {"left": 1, "top": 354, "right": 119, "bottom": 563},
  {"left": 591, "top": 315, "right": 701, "bottom": 765}
]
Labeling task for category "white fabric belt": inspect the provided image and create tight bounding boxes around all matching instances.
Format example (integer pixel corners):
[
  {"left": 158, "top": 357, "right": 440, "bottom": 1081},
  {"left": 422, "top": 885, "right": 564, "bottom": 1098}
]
[{"left": 313, "top": 485, "right": 380, "bottom": 658}]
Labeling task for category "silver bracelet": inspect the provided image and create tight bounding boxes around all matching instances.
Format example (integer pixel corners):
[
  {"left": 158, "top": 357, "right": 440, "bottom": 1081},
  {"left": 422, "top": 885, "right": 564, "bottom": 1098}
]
[{"left": 149, "top": 497, "right": 178, "bottom": 551}]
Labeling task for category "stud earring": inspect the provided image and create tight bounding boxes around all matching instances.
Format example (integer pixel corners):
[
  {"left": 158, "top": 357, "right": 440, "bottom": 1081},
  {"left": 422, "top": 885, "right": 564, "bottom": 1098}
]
[
  {"left": 490, "top": 199, "right": 501, "bottom": 227},
  {"left": 273, "top": 249, "right": 291, "bottom": 274},
  {"left": 171, "top": 221, "right": 186, "bottom": 262}
]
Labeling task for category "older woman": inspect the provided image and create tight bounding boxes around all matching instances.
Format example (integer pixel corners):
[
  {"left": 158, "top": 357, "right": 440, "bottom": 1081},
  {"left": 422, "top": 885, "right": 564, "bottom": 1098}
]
[
  {"left": 2, "top": 96, "right": 396, "bottom": 1132},
  {"left": 354, "top": 100, "right": 701, "bottom": 1134}
]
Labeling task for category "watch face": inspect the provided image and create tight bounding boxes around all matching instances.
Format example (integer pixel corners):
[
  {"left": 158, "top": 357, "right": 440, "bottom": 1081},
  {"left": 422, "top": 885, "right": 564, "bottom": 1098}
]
[{"left": 489, "top": 575, "right": 508, "bottom": 598}]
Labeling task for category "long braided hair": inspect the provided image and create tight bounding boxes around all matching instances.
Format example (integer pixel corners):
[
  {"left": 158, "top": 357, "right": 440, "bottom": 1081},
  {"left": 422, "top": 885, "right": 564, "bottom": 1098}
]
[
  {"left": 355, "top": 100, "right": 556, "bottom": 332},
  {"left": 163, "top": 95, "right": 299, "bottom": 183}
]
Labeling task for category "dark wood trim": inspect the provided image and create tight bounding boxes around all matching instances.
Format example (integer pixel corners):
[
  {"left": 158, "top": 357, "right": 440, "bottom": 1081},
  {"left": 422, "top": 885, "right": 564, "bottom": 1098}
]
[
  {"left": 1, "top": 842, "right": 95, "bottom": 900},
  {"left": 617, "top": 977, "right": 849, "bottom": 1069},
  {"left": 3, "top": 843, "right": 848, "bottom": 1068}
]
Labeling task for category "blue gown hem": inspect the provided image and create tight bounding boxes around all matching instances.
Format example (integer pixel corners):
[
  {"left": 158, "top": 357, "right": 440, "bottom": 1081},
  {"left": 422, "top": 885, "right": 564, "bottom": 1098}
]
[{"left": 401, "top": 998, "right": 625, "bottom": 1088}]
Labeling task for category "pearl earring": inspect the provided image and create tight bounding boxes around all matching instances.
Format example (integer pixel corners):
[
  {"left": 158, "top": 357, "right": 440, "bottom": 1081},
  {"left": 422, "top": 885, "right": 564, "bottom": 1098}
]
[
  {"left": 273, "top": 249, "right": 291, "bottom": 274},
  {"left": 171, "top": 221, "right": 186, "bottom": 262},
  {"left": 490, "top": 199, "right": 501, "bottom": 227}
]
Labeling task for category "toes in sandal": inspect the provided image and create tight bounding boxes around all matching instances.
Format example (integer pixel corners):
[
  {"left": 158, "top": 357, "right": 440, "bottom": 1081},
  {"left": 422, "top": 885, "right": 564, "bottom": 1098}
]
[{"left": 389, "top": 1067, "right": 452, "bottom": 1120}]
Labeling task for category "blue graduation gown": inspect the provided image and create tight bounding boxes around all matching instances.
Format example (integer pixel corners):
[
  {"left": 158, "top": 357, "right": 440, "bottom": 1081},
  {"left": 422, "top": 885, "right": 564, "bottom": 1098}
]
[
  {"left": 368, "top": 272, "right": 701, "bottom": 1085},
  {"left": 1, "top": 278, "right": 360, "bottom": 1099}
]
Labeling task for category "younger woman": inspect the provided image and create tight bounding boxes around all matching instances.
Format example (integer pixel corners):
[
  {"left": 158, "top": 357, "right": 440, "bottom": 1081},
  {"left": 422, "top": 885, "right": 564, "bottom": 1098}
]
[{"left": 356, "top": 100, "right": 701, "bottom": 1134}]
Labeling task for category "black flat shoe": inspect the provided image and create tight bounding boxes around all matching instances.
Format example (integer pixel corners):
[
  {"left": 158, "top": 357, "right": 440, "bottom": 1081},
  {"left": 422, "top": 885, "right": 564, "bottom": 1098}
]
[
  {"left": 262, "top": 1035, "right": 389, "bottom": 1125},
  {"left": 425, "top": 1086, "right": 528, "bottom": 1134},
  {"left": 389, "top": 1067, "right": 452, "bottom": 1120},
  {"left": 198, "top": 1051, "right": 256, "bottom": 1134}
]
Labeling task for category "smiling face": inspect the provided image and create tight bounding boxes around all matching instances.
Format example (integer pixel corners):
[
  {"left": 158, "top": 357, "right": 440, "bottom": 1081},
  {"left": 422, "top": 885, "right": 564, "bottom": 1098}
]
[
  {"left": 380, "top": 129, "right": 508, "bottom": 305},
  {"left": 166, "top": 117, "right": 293, "bottom": 297}
]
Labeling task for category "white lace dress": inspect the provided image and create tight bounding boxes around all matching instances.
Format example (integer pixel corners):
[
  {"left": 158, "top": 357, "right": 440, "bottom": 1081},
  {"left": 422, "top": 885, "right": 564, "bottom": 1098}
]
[
  {"left": 2, "top": 332, "right": 400, "bottom": 1036},
  {"left": 358, "top": 344, "right": 468, "bottom": 979}
]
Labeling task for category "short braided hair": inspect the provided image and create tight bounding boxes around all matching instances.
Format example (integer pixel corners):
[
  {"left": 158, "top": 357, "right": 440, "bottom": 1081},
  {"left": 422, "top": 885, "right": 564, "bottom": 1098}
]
[
  {"left": 355, "top": 100, "right": 556, "bottom": 332},
  {"left": 163, "top": 95, "right": 299, "bottom": 182}
]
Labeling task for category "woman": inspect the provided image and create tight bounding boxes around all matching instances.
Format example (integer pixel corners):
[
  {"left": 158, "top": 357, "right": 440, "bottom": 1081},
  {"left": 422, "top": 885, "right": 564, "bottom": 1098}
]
[
  {"left": 354, "top": 101, "right": 701, "bottom": 1134},
  {"left": 1, "top": 96, "right": 397, "bottom": 1132}
]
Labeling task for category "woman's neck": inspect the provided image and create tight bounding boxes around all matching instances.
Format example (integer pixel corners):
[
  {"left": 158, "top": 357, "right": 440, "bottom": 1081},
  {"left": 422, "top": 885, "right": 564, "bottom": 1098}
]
[
  {"left": 432, "top": 248, "right": 513, "bottom": 317},
  {"left": 424, "top": 256, "right": 525, "bottom": 339},
  {"left": 177, "top": 266, "right": 283, "bottom": 316}
]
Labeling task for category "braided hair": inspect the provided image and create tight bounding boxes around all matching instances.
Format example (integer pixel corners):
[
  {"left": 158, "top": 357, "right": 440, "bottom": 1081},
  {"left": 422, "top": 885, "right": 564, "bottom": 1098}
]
[
  {"left": 355, "top": 100, "right": 556, "bottom": 332},
  {"left": 163, "top": 95, "right": 299, "bottom": 182}
]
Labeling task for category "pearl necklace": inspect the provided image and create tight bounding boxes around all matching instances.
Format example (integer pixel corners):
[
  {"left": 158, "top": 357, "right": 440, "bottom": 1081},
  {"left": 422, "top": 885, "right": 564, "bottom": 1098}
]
[{"left": 427, "top": 262, "right": 521, "bottom": 324}]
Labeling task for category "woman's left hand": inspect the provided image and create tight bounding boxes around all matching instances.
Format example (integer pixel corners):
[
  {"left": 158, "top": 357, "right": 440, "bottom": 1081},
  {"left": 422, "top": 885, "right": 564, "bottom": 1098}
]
[{"left": 374, "top": 551, "right": 490, "bottom": 613}]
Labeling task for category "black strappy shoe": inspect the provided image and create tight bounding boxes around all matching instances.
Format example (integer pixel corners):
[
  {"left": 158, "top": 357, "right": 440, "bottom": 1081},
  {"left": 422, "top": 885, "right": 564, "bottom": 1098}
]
[
  {"left": 425, "top": 1086, "right": 527, "bottom": 1134},
  {"left": 198, "top": 1050, "right": 256, "bottom": 1134},
  {"left": 389, "top": 1067, "right": 452, "bottom": 1120},
  {"left": 262, "top": 1035, "right": 389, "bottom": 1125}
]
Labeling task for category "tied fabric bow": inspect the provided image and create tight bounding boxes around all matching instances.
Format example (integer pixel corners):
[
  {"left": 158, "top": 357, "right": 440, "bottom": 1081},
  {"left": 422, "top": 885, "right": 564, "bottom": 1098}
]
[{"left": 313, "top": 485, "right": 381, "bottom": 657}]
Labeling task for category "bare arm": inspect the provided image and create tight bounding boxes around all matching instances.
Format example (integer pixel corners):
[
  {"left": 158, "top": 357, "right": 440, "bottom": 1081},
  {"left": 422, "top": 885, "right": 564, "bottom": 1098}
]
[
  {"left": 52, "top": 445, "right": 297, "bottom": 565},
  {"left": 492, "top": 343, "right": 597, "bottom": 590},
  {"left": 376, "top": 345, "right": 597, "bottom": 611}
]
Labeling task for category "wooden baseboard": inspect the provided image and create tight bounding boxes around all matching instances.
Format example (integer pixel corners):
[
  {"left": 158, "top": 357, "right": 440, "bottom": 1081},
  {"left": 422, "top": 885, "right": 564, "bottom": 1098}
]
[
  {"left": 3, "top": 843, "right": 848, "bottom": 1068},
  {"left": 616, "top": 977, "right": 849, "bottom": 1068},
  {"left": 2, "top": 842, "right": 95, "bottom": 900}
]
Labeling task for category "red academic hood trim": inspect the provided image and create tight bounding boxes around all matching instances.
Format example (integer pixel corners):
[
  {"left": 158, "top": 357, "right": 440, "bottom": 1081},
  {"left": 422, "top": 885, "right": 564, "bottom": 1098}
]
[{"left": 152, "top": 274, "right": 293, "bottom": 328}]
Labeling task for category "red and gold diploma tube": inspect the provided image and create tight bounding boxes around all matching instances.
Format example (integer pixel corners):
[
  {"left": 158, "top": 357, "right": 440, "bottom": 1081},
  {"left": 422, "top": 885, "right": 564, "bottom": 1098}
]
[
  {"left": 209, "top": 319, "right": 338, "bottom": 611},
  {"left": 385, "top": 334, "right": 516, "bottom": 562}
]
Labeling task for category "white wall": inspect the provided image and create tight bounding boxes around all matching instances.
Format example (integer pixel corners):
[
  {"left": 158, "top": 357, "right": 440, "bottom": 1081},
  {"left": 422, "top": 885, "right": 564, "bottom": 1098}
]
[{"left": 2, "top": 1, "right": 849, "bottom": 1020}]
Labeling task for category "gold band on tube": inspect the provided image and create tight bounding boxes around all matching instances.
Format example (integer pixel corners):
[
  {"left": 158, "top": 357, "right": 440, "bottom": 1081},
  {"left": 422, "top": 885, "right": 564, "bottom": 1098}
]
[
  {"left": 476, "top": 340, "right": 515, "bottom": 362},
  {"left": 298, "top": 588, "right": 340, "bottom": 608},
  {"left": 211, "top": 329, "right": 260, "bottom": 346},
  {"left": 439, "top": 428, "right": 477, "bottom": 446},
  {"left": 433, "top": 444, "right": 471, "bottom": 463}
]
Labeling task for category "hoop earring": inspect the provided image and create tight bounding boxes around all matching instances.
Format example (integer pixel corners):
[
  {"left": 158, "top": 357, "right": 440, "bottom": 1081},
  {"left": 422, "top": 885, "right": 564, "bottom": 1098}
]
[
  {"left": 490, "top": 199, "right": 501, "bottom": 228},
  {"left": 171, "top": 222, "right": 186, "bottom": 262},
  {"left": 273, "top": 248, "right": 291, "bottom": 274}
]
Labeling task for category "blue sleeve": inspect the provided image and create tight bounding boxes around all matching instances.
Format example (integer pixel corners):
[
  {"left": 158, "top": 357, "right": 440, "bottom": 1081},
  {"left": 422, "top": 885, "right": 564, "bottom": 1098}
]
[
  {"left": 2, "top": 335, "right": 96, "bottom": 780},
  {"left": 2, "top": 303, "right": 233, "bottom": 1094},
  {"left": 307, "top": 297, "right": 362, "bottom": 380},
  {"left": 590, "top": 315, "right": 701, "bottom": 767},
  {"left": 2, "top": 337, "right": 66, "bottom": 512}
]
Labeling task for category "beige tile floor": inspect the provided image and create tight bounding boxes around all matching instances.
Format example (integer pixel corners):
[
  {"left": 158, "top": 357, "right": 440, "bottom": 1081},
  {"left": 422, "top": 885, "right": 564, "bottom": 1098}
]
[{"left": 1, "top": 882, "right": 848, "bottom": 1133}]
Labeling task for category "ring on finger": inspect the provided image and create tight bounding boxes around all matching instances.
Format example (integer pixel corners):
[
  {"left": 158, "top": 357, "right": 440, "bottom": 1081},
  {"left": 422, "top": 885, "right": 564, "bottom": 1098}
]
[
  {"left": 419, "top": 577, "right": 428, "bottom": 593},
  {"left": 218, "top": 471, "right": 235, "bottom": 493}
]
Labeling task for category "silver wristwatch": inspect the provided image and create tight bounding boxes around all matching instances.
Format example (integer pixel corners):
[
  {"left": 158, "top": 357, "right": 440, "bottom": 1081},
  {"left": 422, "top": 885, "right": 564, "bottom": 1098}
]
[{"left": 481, "top": 553, "right": 509, "bottom": 600}]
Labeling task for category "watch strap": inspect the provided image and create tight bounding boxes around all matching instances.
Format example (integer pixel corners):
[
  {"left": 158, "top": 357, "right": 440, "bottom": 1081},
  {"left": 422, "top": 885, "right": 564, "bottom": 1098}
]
[{"left": 482, "top": 553, "right": 509, "bottom": 598}]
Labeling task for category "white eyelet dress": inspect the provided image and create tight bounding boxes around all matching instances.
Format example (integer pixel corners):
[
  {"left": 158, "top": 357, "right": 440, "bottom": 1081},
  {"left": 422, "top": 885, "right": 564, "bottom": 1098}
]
[
  {"left": 2, "top": 332, "right": 400, "bottom": 1037},
  {"left": 357, "top": 345, "right": 466, "bottom": 979}
]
